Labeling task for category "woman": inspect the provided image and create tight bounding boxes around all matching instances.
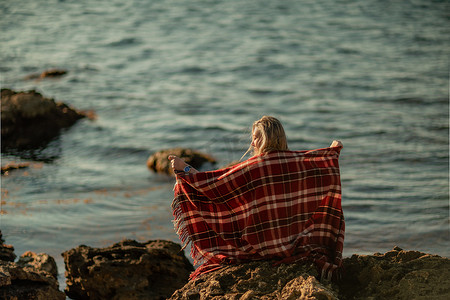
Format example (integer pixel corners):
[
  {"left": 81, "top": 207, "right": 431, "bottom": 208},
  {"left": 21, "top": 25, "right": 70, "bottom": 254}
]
[
  {"left": 169, "top": 116, "right": 342, "bottom": 171},
  {"left": 168, "top": 116, "right": 345, "bottom": 280}
]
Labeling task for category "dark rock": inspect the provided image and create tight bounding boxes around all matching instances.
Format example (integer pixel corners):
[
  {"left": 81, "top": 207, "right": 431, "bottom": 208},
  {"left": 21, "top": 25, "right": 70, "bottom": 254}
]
[
  {"left": 17, "top": 251, "right": 58, "bottom": 279},
  {"left": 0, "top": 251, "right": 65, "bottom": 300},
  {"left": 339, "top": 246, "right": 450, "bottom": 300},
  {"left": 0, "top": 231, "right": 16, "bottom": 262},
  {"left": 147, "top": 148, "right": 216, "bottom": 176},
  {"left": 1, "top": 88, "right": 91, "bottom": 151},
  {"left": 62, "top": 239, "right": 194, "bottom": 300}
]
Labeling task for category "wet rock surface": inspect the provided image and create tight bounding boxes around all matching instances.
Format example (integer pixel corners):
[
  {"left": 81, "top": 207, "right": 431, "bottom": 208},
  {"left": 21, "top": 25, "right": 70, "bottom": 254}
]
[
  {"left": 1, "top": 88, "right": 89, "bottom": 151},
  {"left": 170, "top": 247, "right": 450, "bottom": 300},
  {"left": 62, "top": 239, "right": 194, "bottom": 300},
  {"left": 147, "top": 148, "right": 216, "bottom": 175},
  {"left": 0, "top": 231, "right": 65, "bottom": 300}
]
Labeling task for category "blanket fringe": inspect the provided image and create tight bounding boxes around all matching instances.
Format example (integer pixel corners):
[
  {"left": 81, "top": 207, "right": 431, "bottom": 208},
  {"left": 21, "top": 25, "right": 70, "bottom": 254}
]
[{"left": 172, "top": 196, "right": 205, "bottom": 266}]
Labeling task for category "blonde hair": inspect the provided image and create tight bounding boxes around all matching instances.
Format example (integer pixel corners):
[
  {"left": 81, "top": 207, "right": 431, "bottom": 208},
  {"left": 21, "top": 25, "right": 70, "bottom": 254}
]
[{"left": 242, "top": 116, "right": 289, "bottom": 159}]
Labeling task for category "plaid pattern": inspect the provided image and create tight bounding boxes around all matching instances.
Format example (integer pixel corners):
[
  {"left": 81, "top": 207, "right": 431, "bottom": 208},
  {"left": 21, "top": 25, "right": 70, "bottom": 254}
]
[{"left": 172, "top": 146, "right": 345, "bottom": 280}]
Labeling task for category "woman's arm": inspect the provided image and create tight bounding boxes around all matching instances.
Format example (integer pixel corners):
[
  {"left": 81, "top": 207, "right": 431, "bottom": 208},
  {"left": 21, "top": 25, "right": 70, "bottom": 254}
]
[{"left": 168, "top": 155, "right": 199, "bottom": 174}]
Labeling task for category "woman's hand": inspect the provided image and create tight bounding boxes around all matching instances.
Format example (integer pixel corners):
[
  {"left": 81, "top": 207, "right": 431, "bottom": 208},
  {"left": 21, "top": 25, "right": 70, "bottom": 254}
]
[
  {"left": 330, "top": 140, "right": 343, "bottom": 148},
  {"left": 168, "top": 155, "right": 188, "bottom": 172}
]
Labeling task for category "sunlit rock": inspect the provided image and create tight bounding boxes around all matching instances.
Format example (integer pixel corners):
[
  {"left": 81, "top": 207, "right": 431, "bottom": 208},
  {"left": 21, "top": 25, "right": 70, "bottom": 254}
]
[{"left": 147, "top": 148, "right": 216, "bottom": 176}]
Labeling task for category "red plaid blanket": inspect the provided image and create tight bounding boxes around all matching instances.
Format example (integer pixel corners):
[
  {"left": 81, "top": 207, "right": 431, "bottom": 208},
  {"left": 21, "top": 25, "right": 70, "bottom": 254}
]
[{"left": 172, "top": 146, "right": 345, "bottom": 280}]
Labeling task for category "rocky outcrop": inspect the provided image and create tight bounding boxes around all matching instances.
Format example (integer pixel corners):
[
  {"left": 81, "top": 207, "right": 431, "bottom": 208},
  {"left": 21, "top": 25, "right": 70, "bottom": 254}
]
[
  {"left": 0, "top": 231, "right": 16, "bottom": 262},
  {"left": 0, "top": 231, "right": 65, "bottom": 300},
  {"left": 339, "top": 246, "right": 450, "bottom": 300},
  {"left": 169, "top": 247, "right": 450, "bottom": 300},
  {"left": 62, "top": 239, "right": 194, "bottom": 300},
  {"left": 169, "top": 260, "right": 338, "bottom": 300},
  {"left": 1, "top": 88, "right": 91, "bottom": 150},
  {"left": 147, "top": 148, "right": 216, "bottom": 175},
  {"left": 16, "top": 251, "right": 58, "bottom": 279}
]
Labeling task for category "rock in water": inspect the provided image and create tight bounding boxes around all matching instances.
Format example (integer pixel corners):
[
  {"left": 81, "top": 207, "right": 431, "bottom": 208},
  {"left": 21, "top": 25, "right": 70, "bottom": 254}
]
[
  {"left": 24, "top": 68, "right": 68, "bottom": 80},
  {"left": 62, "top": 239, "right": 194, "bottom": 300},
  {"left": 1, "top": 162, "right": 31, "bottom": 175},
  {"left": 1, "top": 88, "right": 89, "bottom": 150},
  {"left": 39, "top": 69, "right": 68, "bottom": 79},
  {"left": 147, "top": 148, "right": 216, "bottom": 175}
]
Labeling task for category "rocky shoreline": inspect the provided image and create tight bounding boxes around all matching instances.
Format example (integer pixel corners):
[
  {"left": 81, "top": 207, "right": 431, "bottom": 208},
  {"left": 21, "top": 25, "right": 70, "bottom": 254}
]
[
  {"left": 1, "top": 88, "right": 449, "bottom": 299},
  {"left": 1, "top": 230, "right": 449, "bottom": 300}
]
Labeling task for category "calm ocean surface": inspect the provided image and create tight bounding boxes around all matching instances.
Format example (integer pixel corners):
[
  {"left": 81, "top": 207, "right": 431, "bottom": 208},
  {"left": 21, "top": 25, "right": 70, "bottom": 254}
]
[{"left": 1, "top": 0, "right": 449, "bottom": 286}]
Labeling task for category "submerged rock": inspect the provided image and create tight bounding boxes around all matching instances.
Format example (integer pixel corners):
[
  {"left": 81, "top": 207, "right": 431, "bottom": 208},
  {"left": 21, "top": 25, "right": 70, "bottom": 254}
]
[
  {"left": 147, "top": 148, "right": 216, "bottom": 175},
  {"left": 1, "top": 88, "right": 91, "bottom": 150},
  {"left": 62, "top": 239, "right": 194, "bottom": 300},
  {"left": 169, "top": 247, "right": 450, "bottom": 300}
]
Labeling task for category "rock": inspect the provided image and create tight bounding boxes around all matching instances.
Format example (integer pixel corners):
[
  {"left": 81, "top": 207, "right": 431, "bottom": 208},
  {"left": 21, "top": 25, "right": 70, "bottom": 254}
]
[
  {"left": 62, "top": 239, "right": 194, "bottom": 300},
  {"left": 0, "top": 231, "right": 16, "bottom": 262},
  {"left": 1, "top": 88, "right": 90, "bottom": 150},
  {"left": 168, "top": 260, "right": 338, "bottom": 300},
  {"left": 0, "top": 232, "right": 64, "bottom": 299},
  {"left": 339, "top": 246, "right": 450, "bottom": 300},
  {"left": 169, "top": 247, "right": 450, "bottom": 300},
  {"left": 39, "top": 69, "right": 67, "bottom": 79},
  {"left": 24, "top": 68, "right": 68, "bottom": 80},
  {"left": 147, "top": 148, "right": 216, "bottom": 175},
  {"left": 1, "top": 162, "right": 31, "bottom": 175},
  {"left": 0, "top": 254, "right": 64, "bottom": 300},
  {"left": 17, "top": 251, "right": 58, "bottom": 279}
]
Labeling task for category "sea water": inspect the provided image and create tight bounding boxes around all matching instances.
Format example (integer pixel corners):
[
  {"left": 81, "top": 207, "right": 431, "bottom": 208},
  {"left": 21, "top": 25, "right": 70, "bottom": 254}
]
[{"left": 1, "top": 0, "right": 449, "bottom": 288}]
